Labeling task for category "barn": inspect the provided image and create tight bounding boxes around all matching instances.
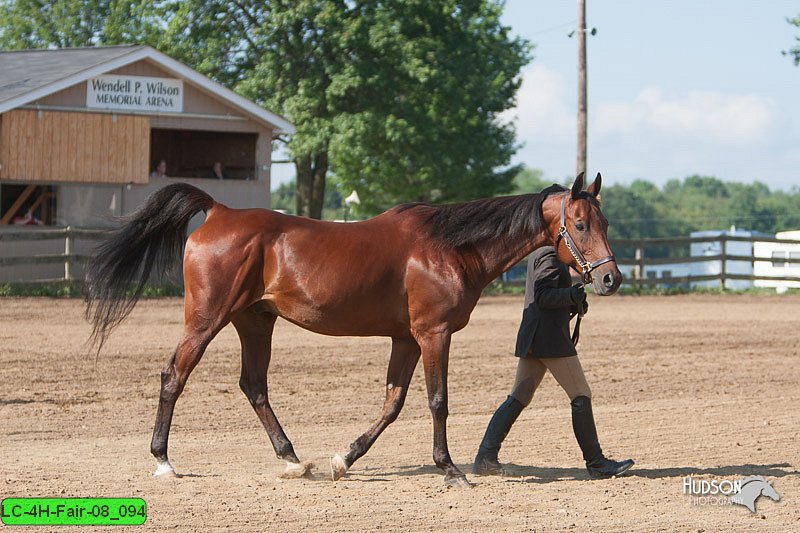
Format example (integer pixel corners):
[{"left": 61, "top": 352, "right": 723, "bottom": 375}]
[{"left": 0, "top": 45, "right": 293, "bottom": 282}]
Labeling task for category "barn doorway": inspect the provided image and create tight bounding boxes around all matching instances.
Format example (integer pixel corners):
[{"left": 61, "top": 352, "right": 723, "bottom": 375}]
[
  {"left": 149, "top": 129, "right": 258, "bottom": 180},
  {"left": 0, "top": 184, "right": 56, "bottom": 225}
]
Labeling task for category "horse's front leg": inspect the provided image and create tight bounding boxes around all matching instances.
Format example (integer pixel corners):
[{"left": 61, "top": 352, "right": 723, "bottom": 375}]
[
  {"left": 331, "top": 337, "right": 421, "bottom": 480},
  {"left": 415, "top": 328, "right": 471, "bottom": 487}
]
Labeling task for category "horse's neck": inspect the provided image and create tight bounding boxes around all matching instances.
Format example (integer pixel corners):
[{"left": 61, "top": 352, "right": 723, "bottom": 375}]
[{"left": 474, "top": 230, "right": 551, "bottom": 285}]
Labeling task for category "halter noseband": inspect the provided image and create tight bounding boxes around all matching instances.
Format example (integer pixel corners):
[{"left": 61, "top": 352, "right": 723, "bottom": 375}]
[{"left": 554, "top": 192, "right": 616, "bottom": 284}]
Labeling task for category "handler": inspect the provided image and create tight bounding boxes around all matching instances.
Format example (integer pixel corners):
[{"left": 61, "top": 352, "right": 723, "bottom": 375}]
[{"left": 473, "top": 246, "right": 634, "bottom": 479}]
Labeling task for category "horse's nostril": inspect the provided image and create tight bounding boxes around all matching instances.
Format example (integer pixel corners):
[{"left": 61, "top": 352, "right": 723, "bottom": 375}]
[{"left": 603, "top": 273, "right": 614, "bottom": 288}]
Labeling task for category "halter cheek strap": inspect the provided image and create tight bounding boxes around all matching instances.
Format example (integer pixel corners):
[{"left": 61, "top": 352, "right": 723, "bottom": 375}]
[{"left": 554, "top": 192, "right": 615, "bottom": 284}]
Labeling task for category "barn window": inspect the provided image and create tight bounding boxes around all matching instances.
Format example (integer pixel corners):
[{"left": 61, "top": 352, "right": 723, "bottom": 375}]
[{"left": 149, "top": 129, "right": 257, "bottom": 180}]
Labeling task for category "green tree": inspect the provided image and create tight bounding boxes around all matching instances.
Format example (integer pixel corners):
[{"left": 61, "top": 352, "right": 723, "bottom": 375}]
[
  {"left": 0, "top": 0, "right": 161, "bottom": 49},
  {"left": 786, "top": 14, "right": 800, "bottom": 65},
  {"left": 271, "top": 178, "right": 343, "bottom": 219},
  {"left": 166, "top": 0, "right": 530, "bottom": 217},
  {"left": 601, "top": 182, "right": 676, "bottom": 258},
  {"left": 270, "top": 181, "right": 297, "bottom": 213},
  {"left": 511, "top": 167, "right": 549, "bottom": 195},
  {"left": 326, "top": 1, "right": 531, "bottom": 214}
]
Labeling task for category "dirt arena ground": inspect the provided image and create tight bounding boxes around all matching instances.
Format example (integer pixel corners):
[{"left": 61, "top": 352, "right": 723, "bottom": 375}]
[{"left": 1, "top": 294, "right": 798, "bottom": 531}]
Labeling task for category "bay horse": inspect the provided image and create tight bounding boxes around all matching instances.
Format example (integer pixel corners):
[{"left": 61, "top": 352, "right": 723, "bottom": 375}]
[{"left": 85, "top": 172, "right": 621, "bottom": 486}]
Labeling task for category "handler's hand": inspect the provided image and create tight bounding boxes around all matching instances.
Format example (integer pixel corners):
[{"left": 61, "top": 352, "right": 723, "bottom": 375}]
[{"left": 569, "top": 283, "right": 586, "bottom": 306}]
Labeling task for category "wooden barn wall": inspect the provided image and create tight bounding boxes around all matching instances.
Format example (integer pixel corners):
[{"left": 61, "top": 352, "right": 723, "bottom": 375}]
[
  {"left": 255, "top": 128, "right": 272, "bottom": 182},
  {"left": 0, "top": 109, "right": 149, "bottom": 184},
  {"left": 35, "top": 82, "right": 86, "bottom": 107}
]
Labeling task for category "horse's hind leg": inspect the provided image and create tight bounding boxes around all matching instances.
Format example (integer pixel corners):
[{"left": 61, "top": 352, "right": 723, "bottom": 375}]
[
  {"left": 331, "top": 337, "right": 421, "bottom": 480},
  {"left": 233, "top": 305, "right": 310, "bottom": 479},
  {"left": 150, "top": 326, "right": 220, "bottom": 477}
]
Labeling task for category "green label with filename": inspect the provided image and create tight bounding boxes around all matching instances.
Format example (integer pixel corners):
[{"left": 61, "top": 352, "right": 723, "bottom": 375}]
[{"left": 1, "top": 498, "right": 146, "bottom": 526}]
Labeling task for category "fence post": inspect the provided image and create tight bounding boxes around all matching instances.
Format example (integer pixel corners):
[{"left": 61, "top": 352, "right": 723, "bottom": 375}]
[
  {"left": 718, "top": 234, "right": 726, "bottom": 290},
  {"left": 634, "top": 244, "right": 644, "bottom": 287},
  {"left": 64, "top": 226, "right": 73, "bottom": 282}
]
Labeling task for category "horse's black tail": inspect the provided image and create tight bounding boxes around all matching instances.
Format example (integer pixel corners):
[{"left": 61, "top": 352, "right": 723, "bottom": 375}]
[{"left": 85, "top": 183, "right": 215, "bottom": 350}]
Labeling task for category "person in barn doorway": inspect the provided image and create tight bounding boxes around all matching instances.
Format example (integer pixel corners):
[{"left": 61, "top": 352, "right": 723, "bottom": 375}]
[
  {"left": 473, "top": 246, "right": 634, "bottom": 479},
  {"left": 207, "top": 161, "right": 228, "bottom": 180},
  {"left": 11, "top": 206, "right": 43, "bottom": 225},
  {"left": 150, "top": 159, "right": 168, "bottom": 179}
]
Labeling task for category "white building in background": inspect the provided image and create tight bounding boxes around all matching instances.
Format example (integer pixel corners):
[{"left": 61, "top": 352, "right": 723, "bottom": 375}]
[
  {"left": 753, "top": 230, "right": 800, "bottom": 293},
  {"left": 630, "top": 261, "right": 691, "bottom": 285}
]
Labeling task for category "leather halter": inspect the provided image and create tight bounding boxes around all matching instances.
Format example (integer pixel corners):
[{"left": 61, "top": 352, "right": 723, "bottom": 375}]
[{"left": 554, "top": 192, "right": 616, "bottom": 285}]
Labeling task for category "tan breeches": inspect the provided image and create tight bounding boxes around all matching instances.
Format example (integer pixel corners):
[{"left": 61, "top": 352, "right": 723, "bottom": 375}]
[{"left": 510, "top": 355, "right": 592, "bottom": 406}]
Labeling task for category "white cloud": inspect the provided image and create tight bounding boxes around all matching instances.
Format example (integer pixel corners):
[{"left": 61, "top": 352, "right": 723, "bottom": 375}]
[
  {"left": 504, "top": 64, "right": 574, "bottom": 143},
  {"left": 595, "top": 88, "right": 781, "bottom": 146},
  {"left": 507, "top": 76, "right": 795, "bottom": 187},
  {"left": 503, "top": 64, "right": 579, "bottom": 179}
]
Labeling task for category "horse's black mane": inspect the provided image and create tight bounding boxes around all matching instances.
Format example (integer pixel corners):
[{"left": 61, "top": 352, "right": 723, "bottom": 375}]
[{"left": 396, "top": 184, "right": 568, "bottom": 248}]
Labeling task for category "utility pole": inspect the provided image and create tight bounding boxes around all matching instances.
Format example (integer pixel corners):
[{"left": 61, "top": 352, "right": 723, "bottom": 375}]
[{"left": 576, "top": 0, "right": 588, "bottom": 178}]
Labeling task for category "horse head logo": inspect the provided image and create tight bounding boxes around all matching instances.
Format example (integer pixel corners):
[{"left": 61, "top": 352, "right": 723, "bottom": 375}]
[{"left": 729, "top": 476, "right": 780, "bottom": 513}]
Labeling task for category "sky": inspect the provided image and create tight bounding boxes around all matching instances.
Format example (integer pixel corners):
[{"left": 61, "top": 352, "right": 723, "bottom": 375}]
[
  {"left": 500, "top": 0, "right": 800, "bottom": 189},
  {"left": 272, "top": 1, "right": 800, "bottom": 191}
]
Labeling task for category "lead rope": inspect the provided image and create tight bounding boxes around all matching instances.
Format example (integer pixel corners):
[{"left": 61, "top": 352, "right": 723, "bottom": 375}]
[
  {"left": 571, "top": 314, "right": 582, "bottom": 346},
  {"left": 570, "top": 279, "right": 584, "bottom": 346}
]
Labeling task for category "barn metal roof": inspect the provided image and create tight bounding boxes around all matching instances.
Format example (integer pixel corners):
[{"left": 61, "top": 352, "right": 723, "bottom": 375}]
[{"left": 0, "top": 45, "right": 295, "bottom": 134}]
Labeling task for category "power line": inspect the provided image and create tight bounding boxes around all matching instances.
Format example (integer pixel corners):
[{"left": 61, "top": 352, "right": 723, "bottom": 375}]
[{"left": 527, "top": 19, "right": 576, "bottom": 36}]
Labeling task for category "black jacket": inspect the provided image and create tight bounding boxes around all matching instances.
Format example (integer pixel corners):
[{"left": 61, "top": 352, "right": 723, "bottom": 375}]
[{"left": 514, "top": 246, "right": 579, "bottom": 358}]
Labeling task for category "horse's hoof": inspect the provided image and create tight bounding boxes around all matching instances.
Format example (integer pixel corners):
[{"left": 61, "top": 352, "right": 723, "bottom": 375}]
[
  {"left": 445, "top": 474, "right": 473, "bottom": 488},
  {"left": 279, "top": 460, "right": 314, "bottom": 479},
  {"left": 330, "top": 454, "right": 348, "bottom": 481},
  {"left": 153, "top": 460, "right": 177, "bottom": 478}
]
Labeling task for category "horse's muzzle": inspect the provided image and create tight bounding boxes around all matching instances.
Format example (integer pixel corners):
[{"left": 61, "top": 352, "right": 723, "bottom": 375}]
[{"left": 591, "top": 262, "right": 622, "bottom": 296}]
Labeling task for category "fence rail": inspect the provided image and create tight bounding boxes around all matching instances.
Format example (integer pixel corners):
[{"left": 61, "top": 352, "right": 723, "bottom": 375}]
[
  {"left": 611, "top": 235, "right": 800, "bottom": 247},
  {"left": 0, "top": 226, "right": 107, "bottom": 282},
  {"left": 498, "top": 234, "right": 800, "bottom": 288},
  {"left": 614, "top": 233, "right": 800, "bottom": 288},
  {"left": 3, "top": 228, "right": 800, "bottom": 288}
]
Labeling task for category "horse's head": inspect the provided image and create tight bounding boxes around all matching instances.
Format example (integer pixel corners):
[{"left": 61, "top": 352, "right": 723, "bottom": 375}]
[
  {"left": 759, "top": 479, "right": 780, "bottom": 502},
  {"left": 546, "top": 172, "right": 622, "bottom": 296}
]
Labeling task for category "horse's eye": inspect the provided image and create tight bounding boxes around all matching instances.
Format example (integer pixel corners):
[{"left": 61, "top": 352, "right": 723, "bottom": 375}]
[{"left": 575, "top": 222, "right": 586, "bottom": 232}]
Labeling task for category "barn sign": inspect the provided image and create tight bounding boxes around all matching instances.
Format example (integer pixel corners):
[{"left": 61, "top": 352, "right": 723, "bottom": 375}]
[{"left": 86, "top": 75, "right": 183, "bottom": 113}]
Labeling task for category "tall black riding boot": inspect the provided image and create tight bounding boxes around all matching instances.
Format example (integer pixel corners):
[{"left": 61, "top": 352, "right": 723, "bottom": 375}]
[
  {"left": 473, "top": 395, "right": 525, "bottom": 476},
  {"left": 571, "top": 395, "right": 634, "bottom": 479}
]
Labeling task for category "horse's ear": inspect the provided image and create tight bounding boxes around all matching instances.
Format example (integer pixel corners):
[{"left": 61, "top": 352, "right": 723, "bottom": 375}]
[
  {"left": 571, "top": 172, "right": 585, "bottom": 199},
  {"left": 587, "top": 172, "right": 602, "bottom": 197}
]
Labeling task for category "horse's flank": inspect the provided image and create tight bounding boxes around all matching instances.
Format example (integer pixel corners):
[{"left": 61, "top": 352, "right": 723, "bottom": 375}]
[{"left": 186, "top": 191, "right": 556, "bottom": 338}]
